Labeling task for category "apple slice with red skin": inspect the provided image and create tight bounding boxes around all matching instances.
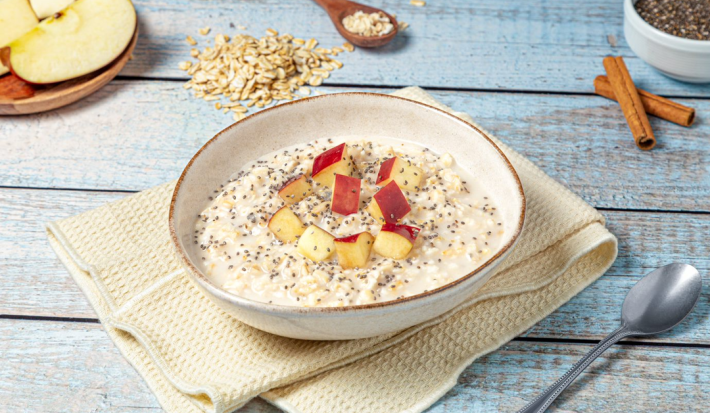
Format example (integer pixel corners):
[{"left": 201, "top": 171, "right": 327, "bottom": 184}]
[
  {"left": 278, "top": 175, "right": 312, "bottom": 205},
  {"left": 331, "top": 174, "right": 361, "bottom": 215},
  {"left": 297, "top": 225, "right": 336, "bottom": 262},
  {"left": 373, "top": 224, "right": 421, "bottom": 260},
  {"left": 268, "top": 206, "right": 306, "bottom": 243},
  {"left": 367, "top": 180, "right": 411, "bottom": 224},
  {"left": 334, "top": 232, "right": 374, "bottom": 269},
  {"left": 376, "top": 157, "right": 424, "bottom": 192},
  {"left": 311, "top": 143, "right": 352, "bottom": 189}
]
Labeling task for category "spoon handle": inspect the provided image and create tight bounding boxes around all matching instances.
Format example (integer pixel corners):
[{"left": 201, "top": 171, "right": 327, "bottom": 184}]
[{"left": 517, "top": 325, "right": 633, "bottom": 413}]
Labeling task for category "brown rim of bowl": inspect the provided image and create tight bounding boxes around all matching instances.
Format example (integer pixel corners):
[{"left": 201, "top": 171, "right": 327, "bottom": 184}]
[{"left": 169, "top": 92, "right": 526, "bottom": 315}]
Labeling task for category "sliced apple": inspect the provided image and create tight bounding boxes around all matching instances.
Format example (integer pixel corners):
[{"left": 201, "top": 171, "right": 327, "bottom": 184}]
[
  {"left": 311, "top": 143, "right": 352, "bottom": 189},
  {"left": 331, "top": 174, "right": 361, "bottom": 216},
  {"left": 334, "top": 232, "right": 374, "bottom": 269},
  {"left": 297, "top": 225, "right": 336, "bottom": 262},
  {"left": 30, "top": 0, "right": 75, "bottom": 19},
  {"left": 278, "top": 175, "right": 312, "bottom": 205},
  {"left": 268, "top": 206, "right": 306, "bottom": 243},
  {"left": 367, "top": 181, "right": 411, "bottom": 224},
  {"left": 373, "top": 224, "right": 421, "bottom": 260},
  {"left": 376, "top": 157, "right": 424, "bottom": 192},
  {"left": 2, "top": 0, "right": 136, "bottom": 84},
  {"left": 0, "top": 0, "right": 39, "bottom": 76}
]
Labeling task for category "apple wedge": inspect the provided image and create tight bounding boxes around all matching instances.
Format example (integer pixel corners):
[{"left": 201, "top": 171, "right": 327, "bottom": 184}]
[
  {"left": 311, "top": 143, "right": 352, "bottom": 189},
  {"left": 2, "top": 0, "right": 136, "bottom": 84},
  {"left": 373, "top": 224, "right": 421, "bottom": 260},
  {"left": 268, "top": 206, "right": 306, "bottom": 243},
  {"left": 376, "top": 157, "right": 424, "bottom": 192},
  {"left": 30, "top": 0, "right": 75, "bottom": 19},
  {"left": 367, "top": 181, "right": 411, "bottom": 224},
  {"left": 334, "top": 232, "right": 374, "bottom": 269},
  {"left": 331, "top": 174, "right": 361, "bottom": 216},
  {"left": 278, "top": 175, "right": 312, "bottom": 205},
  {"left": 297, "top": 225, "right": 336, "bottom": 262},
  {"left": 0, "top": 0, "right": 39, "bottom": 76}
]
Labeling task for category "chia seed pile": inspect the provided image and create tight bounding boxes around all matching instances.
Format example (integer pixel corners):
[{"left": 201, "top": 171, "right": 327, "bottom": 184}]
[{"left": 635, "top": 0, "right": 710, "bottom": 41}]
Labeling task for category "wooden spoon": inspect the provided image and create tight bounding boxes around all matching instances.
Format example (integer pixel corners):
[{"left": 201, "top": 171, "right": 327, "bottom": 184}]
[{"left": 313, "top": 0, "right": 398, "bottom": 48}]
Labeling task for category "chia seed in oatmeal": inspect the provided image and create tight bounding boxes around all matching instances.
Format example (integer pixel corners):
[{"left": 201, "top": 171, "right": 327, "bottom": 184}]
[{"left": 194, "top": 138, "right": 505, "bottom": 307}]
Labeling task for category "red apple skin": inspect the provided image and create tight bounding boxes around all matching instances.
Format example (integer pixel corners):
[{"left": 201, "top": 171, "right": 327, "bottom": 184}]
[
  {"left": 335, "top": 233, "right": 364, "bottom": 243},
  {"left": 331, "top": 174, "right": 361, "bottom": 215},
  {"left": 376, "top": 157, "right": 397, "bottom": 185},
  {"left": 373, "top": 181, "right": 411, "bottom": 223},
  {"left": 380, "top": 223, "right": 421, "bottom": 244},
  {"left": 312, "top": 143, "right": 346, "bottom": 177}
]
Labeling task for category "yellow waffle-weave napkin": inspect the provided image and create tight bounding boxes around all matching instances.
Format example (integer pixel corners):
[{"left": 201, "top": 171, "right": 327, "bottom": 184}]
[{"left": 46, "top": 87, "right": 617, "bottom": 413}]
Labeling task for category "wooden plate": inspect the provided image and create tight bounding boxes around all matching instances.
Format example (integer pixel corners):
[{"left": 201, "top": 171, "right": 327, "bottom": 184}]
[{"left": 0, "top": 28, "right": 138, "bottom": 115}]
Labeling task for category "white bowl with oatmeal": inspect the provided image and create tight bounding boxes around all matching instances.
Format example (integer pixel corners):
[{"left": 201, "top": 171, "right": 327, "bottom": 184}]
[{"left": 170, "top": 93, "right": 525, "bottom": 340}]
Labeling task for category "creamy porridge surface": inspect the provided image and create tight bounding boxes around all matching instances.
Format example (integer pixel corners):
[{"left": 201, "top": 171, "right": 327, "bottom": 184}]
[{"left": 194, "top": 138, "right": 505, "bottom": 307}]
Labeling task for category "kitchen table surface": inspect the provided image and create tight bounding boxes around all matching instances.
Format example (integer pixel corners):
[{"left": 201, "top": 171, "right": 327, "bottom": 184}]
[{"left": 1, "top": 0, "right": 709, "bottom": 411}]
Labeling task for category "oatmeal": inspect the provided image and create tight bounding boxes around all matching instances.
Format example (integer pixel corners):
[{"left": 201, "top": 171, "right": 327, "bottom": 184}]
[{"left": 194, "top": 138, "right": 505, "bottom": 307}]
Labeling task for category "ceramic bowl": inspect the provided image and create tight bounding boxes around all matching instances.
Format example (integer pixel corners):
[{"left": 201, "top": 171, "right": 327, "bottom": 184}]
[
  {"left": 169, "top": 93, "right": 526, "bottom": 340},
  {"left": 624, "top": 0, "right": 710, "bottom": 83}
]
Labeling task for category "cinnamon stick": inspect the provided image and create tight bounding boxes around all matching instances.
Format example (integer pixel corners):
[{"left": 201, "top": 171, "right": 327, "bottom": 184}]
[
  {"left": 602, "top": 56, "right": 656, "bottom": 150},
  {"left": 595, "top": 75, "right": 695, "bottom": 127}
]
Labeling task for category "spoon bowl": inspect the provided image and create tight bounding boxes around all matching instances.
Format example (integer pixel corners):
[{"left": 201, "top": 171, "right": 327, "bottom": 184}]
[
  {"left": 519, "top": 263, "right": 703, "bottom": 413},
  {"left": 313, "top": 0, "right": 398, "bottom": 48},
  {"left": 622, "top": 263, "right": 702, "bottom": 335}
]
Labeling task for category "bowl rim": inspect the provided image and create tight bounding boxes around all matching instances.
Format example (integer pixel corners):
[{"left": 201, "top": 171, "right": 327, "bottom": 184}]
[
  {"left": 625, "top": 0, "right": 710, "bottom": 48},
  {"left": 169, "top": 92, "right": 526, "bottom": 316}
]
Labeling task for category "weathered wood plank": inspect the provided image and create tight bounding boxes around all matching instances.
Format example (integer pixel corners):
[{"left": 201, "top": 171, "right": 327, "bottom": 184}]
[
  {"left": 2, "top": 81, "right": 708, "bottom": 211},
  {"left": 124, "top": 0, "right": 710, "bottom": 97},
  {"left": 1, "top": 319, "right": 708, "bottom": 413},
  {"left": 1, "top": 188, "right": 708, "bottom": 343}
]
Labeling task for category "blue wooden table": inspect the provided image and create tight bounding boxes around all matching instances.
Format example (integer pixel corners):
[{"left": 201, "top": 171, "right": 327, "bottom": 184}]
[{"left": 1, "top": 0, "right": 709, "bottom": 411}]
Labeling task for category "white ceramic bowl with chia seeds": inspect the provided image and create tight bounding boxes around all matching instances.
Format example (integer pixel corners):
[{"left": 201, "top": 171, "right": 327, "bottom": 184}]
[
  {"left": 625, "top": 0, "right": 710, "bottom": 83},
  {"left": 169, "top": 93, "right": 526, "bottom": 340}
]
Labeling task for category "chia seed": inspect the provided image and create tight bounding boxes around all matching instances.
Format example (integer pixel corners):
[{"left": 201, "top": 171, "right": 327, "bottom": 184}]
[{"left": 636, "top": 0, "right": 710, "bottom": 40}]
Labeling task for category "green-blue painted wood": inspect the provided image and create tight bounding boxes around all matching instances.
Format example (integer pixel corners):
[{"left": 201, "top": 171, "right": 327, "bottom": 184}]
[
  {"left": 1, "top": 319, "right": 707, "bottom": 412},
  {"left": 124, "top": 0, "right": 710, "bottom": 96},
  {"left": 1, "top": 82, "right": 707, "bottom": 212},
  {"left": 1, "top": 188, "right": 708, "bottom": 344}
]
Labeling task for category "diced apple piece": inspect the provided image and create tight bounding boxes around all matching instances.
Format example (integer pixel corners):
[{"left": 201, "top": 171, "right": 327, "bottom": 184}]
[
  {"left": 268, "top": 206, "right": 305, "bottom": 243},
  {"left": 0, "top": 0, "right": 39, "bottom": 76},
  {"left": 278, "top": 175, "right": 312, "bottom": 205},
  {"left": 30, "top": 0, "right": 75, "bottom": 19},
  {"left": 373, "top": 224, "right": 421, "bottom": 260},
  {"left": 331, "top": 174, "right": 361, "bottom": 216},
  {"left": 2, "top": 0, "right": 136, "bottom": 84},
  {"left": 367, "top": 181, "right": 411, "bottom": 224},
  {"left": 297, "top": 225, "right": 336, "bottom": 262},
  {"left": 311, "top": 143, "right": 352, "bottom": 189},
  {"left": 376, "top": 157, "right": 424, "bottom": 192},
  {"left": 334, "top": 232, "right": 374, "bottom": 269}
]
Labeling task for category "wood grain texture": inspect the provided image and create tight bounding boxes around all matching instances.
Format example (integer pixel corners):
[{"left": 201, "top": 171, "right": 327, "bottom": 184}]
[
  {"left": 1, "top": 188, "right": 708, "bottom": 344},
  {"left": 123, "top": 0, "right": 710, "bottom": 97},
  {"left": 2, "top": 319, "right": 708, "bottom": 413},
  {"left": 1, "top": 81, "right": 708, "bottom": 211}
]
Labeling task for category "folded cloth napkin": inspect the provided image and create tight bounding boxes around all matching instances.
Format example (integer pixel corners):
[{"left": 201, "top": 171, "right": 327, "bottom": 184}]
[{"left": 47, "top": 87, "right": 617, "bottom": 413}]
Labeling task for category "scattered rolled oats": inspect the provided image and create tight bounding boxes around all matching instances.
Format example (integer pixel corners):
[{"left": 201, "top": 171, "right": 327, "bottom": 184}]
[
  {"left": 342, "top": 10, "right": 395, "bottom": 37},
  {"left": 186, "top": 35, "right": 197, "bottom": 45},
  {"left": 342, "top": 42, "right": 355, "bottom": 52},
  {"left": 180, "top": 29, "right": 346, "bottom": 114},
  {"left": 410, "top": 0, "right": 425, "bottom": 6},
  {"left": 399, "top": 21, "right": 410, "bottom": 31},
  {"left": 199, "top": 27, "right": 211, "bottom": 35}
]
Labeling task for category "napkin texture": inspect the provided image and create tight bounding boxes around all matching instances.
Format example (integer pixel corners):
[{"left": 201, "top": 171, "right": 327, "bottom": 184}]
[{"left": 47, "top": 87, "right": 617, "bottom": 413}]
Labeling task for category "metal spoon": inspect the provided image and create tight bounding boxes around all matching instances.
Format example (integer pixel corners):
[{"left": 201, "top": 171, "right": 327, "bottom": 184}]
[
  {"left": 518, "top": 263, "right": 702, "bottom": 413},
  {"left": 313, "top": 0, "right": 398, "bottom": 48}
]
